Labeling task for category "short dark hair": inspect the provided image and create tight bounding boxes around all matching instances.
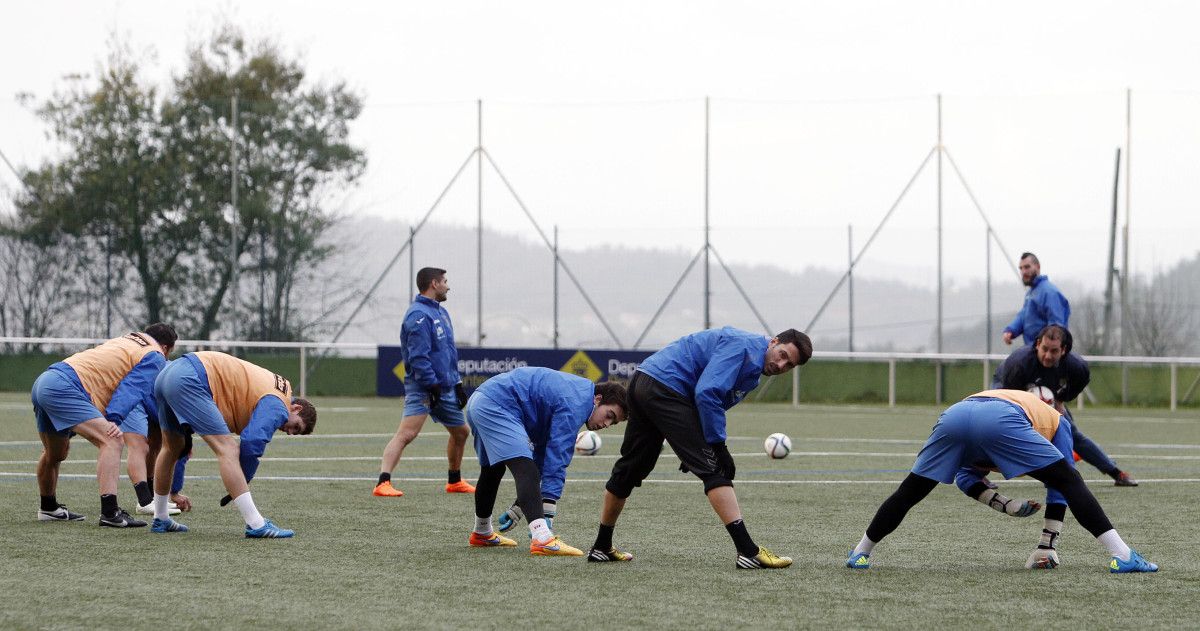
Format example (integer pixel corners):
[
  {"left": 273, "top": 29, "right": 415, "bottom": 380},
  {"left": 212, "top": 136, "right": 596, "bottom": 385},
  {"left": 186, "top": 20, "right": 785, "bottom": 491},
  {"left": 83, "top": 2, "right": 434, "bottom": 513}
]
[
  {"left": 143, "top": 323, "right": 178, "bottom": 349},
  {"left": 416, "top": 267, "right": 446, "bottom": 292},
  {"left": 291, "top": 397, "right": 318, "bottom": 435},
  {"left": 1020, "top": 252, "right": 1040, "bottom": 265},
  {"left": 1035, "top": 325, "right": 1072, "bottom": 354},
  {"left": 775, "top": 329, "right": 813, "bottom": 365},
  {"left": 593, "top": 381, "right": 628, "bottom": 420}
]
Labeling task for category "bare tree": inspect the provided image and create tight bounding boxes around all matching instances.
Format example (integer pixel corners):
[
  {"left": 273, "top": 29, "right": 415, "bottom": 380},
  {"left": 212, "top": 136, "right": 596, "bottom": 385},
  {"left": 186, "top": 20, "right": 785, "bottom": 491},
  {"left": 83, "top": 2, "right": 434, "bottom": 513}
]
[{"left": 1124, "top": 274, "right": 1197, "bottom": 357}]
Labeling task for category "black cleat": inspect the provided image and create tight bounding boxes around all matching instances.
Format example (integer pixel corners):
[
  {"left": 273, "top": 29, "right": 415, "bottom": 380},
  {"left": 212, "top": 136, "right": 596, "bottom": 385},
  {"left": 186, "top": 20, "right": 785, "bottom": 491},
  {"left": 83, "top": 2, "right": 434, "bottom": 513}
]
[
  {"left": 99, "top": 509, "right": 147, "bottom": 528},
  {"left": 38, "top": 504, "right": 85, "bottom": 522},
  {"left": 587, "top": 547, "right": 634, "bottom": 562},
  {"left": 1114, "top": 471, "right": 1138, "bottom": 487}
]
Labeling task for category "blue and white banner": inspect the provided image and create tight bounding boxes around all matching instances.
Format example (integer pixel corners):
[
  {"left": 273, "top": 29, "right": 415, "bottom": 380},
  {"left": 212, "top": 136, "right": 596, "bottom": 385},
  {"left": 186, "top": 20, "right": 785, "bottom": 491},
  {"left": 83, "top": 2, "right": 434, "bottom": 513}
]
[{"left": 376, "top": 347, "right": 654, "bottom": 397}]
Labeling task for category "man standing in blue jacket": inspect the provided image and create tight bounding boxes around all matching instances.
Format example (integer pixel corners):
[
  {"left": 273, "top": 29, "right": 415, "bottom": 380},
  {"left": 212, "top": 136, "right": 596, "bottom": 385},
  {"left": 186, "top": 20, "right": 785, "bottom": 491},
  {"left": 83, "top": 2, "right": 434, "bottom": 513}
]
[
  {"left": 464, "top": 367, "right": 627, "bottom": 556},
  {"left": 1003, "top": 252, "right": 1070, "bottom": 346},
  {"left": 587, "top": 326, "right": 812, "bottom": 569},
  {"left": 375, "top": 267, "right": 476, "bottom": 497}
]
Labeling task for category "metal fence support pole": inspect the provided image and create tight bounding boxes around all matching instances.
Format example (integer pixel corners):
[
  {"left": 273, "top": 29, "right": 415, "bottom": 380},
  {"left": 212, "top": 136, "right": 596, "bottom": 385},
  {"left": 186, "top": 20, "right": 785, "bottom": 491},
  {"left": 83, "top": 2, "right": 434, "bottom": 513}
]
[
  {"left": 792, "top": 369, "right": 799, "bottom": 408},
  {"left": 982, "top": 358, "right": 990, "bottom": 390},
  {"left": 935, "top": 362, "right": 943, "bottom": 405},
  {"left": 1170, "top": 363, "right": 1177, "bottom": 411},
  {"left": 299, "top": 345, "right": 307, "bottom": 398},
  {"left": 888, "top": 359, "right": 896, "bottom": 408}
]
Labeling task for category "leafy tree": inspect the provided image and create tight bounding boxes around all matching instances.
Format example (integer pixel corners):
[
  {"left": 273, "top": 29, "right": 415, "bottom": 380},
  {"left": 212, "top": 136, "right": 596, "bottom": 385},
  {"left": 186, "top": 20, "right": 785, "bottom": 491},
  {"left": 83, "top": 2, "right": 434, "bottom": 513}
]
[{"left": 12, "top": 26, "right": 365, "bottom": 340}]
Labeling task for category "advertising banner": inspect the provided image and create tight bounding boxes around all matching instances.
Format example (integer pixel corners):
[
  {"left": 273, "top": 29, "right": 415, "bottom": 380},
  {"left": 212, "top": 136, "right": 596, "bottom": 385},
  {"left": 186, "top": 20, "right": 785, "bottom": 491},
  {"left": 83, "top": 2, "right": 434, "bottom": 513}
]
[{"left": 376, "top": 347, "right": 654, "bottom": 397}]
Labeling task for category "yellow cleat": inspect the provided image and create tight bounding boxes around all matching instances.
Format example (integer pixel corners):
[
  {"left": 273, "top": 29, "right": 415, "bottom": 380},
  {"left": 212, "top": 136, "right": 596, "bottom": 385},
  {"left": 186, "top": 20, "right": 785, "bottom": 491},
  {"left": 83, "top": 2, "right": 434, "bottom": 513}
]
[
  {"left": 530, "top": 536, "right": 584, "bottom": 557},
  {"left": 373, "top": 481, "right": 404, "bottom": 497},
  {"left": 445, "top": 480, "right": 476, "bottom": 494},
  {"left": 736, "top": 545, "right": 792, "bottom": 569},
  {"left": 469, "top": 531, "right": 517, "bottom": 547}
]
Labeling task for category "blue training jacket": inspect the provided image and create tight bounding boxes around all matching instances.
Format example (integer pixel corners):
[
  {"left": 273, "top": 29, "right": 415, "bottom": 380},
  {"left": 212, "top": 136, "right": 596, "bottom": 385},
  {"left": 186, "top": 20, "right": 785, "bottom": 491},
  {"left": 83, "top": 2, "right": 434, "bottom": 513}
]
[
  {"left": 1003, "top": 275, "right": 1070, "bottom": 346},
  {"left": 401, "top": 295, "right": 461, "bottom": 391},
  {"left": 637, "top": 326, "right": 768, "bottom": 444},
  {"left": 474, "top": 367, "right": 596, "bottom": 501}
]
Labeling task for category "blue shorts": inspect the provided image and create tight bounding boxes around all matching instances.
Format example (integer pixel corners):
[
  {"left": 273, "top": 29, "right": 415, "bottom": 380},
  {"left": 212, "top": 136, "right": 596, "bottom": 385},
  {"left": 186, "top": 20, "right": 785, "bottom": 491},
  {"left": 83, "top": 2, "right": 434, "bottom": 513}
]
[
  {"left": 154, "top": 357, "right": 229, "bottom": 436},
  {"left": 32, "top": 368, "right": 102, "bottom": 435},
  {"left": 402, "top": 385, "right": 466, "bottom": 427},
  {"left": 911, "top": 398, "right": 1067, "bottom": 484},
  {"left": 465, "top": 392, "right": 533, "bottom": 467},
  {"left": 117, "top": 403, "right": 151, "bottom": 437}
]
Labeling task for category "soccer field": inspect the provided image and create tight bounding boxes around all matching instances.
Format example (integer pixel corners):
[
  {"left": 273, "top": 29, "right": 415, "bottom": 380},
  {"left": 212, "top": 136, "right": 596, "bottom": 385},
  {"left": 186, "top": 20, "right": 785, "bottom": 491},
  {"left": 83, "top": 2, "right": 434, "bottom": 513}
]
[{"left": 1, "top": 393, "right": 1196, "bottom": 630}]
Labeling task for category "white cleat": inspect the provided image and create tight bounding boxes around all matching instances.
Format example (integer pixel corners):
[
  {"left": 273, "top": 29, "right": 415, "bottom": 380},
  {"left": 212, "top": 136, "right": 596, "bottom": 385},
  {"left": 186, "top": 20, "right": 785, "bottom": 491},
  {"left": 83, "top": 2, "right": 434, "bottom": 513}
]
[{"left": 136, "top": 502, "right": 181, "bottom": 516}]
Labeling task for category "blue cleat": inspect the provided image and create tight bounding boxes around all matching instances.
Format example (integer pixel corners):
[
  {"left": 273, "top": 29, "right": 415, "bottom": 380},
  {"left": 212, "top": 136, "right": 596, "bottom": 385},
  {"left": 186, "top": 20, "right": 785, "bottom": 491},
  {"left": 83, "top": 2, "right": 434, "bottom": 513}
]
[
  {"left": 151, "top": 517, "right": 189, "bottom": 533},
  {"left": 1109, "top": 549, "right": 1157, "bottom": 573},
  {"left": 846, "top": 551, "right": 871, "bottom": 570},
  {"left": 246, "top": 519, "right": 294, "bottom": 539}
]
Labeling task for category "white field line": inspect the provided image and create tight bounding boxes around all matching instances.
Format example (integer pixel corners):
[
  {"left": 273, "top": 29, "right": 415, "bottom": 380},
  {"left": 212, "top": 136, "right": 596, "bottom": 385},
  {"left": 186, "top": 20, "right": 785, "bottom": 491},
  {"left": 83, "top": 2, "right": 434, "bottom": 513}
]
[
  {"left": 3, "top": 471, "right": 1200, "bottom": 485},
  {"left": 5, "top": 450, "right": 1200, "bottom": 467}
]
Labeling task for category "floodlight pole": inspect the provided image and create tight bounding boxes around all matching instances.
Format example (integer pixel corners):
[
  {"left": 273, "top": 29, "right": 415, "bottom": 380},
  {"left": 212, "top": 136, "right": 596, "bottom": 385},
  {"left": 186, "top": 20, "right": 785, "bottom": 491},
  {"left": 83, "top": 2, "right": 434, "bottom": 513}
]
[
  {"left": 409, "top": 226, "right": 416, "bottom": 298},
  {"left": 553, "top": 225, "right": 560, "bottom": 349},
  {"left": 848, "top": 224, "right": 854, "bottom": 353},
  {"left": 1120, "top": 88, "right": 1132, "bottom": 403},
  {"left": 936, "top": 93, "right": 944, "bottom": 404},
  {"left": 703, "top": 96, "right": 711, "bottom": 330},
  {"left": 230, "top": 93, "right": 240, "bottom": 342},
  {"left": 985, "top": 227, "right": 992, "bottom": 387},
  {"left": 477, "top": 98, "right": 484, "bottom": 346}
]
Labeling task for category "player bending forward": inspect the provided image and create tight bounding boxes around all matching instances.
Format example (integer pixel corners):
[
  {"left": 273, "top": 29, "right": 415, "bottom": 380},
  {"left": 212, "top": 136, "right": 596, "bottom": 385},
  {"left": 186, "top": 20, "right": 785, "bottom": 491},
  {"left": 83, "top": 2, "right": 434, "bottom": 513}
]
[
  {"left": 845, "top": 389, "right": 1157, "bottom": 573},
  {"left": 150, "top": 351, "right": 316, "bottom": 538},
  {"left": 465, "top": 367, "right": 627, "bottom": 556}
]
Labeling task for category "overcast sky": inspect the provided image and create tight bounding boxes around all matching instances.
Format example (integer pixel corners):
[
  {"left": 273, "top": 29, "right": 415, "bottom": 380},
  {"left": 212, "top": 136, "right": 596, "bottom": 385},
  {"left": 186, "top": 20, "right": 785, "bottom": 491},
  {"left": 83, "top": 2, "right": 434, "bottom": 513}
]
[{"left": 3, "top": 1, "right": 1199, "bottom": 292}]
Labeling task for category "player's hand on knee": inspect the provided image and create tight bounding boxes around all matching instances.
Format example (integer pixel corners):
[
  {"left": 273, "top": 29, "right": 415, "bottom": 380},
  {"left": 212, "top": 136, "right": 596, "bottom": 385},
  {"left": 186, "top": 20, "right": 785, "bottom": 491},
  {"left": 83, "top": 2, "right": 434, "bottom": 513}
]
[
  {"left": 104, "top": 422, "right": 123, "bottom": 439},
  {"left": 497, "top": 500, "right": 523, "bottom": 532},
  {"left": 1025, "top": 546, "right": 1060, "bottom": 569},
  {"left": 428, "top": 386, "right": 442, "bottom": 408}
]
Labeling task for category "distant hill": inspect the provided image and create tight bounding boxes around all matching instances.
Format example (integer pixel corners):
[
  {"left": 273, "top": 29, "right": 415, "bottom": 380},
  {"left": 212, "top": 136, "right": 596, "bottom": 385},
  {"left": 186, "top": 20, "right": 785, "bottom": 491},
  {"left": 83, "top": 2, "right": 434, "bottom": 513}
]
[{"left": 317, "top": 215, "right": 1054, "bottom": 353}]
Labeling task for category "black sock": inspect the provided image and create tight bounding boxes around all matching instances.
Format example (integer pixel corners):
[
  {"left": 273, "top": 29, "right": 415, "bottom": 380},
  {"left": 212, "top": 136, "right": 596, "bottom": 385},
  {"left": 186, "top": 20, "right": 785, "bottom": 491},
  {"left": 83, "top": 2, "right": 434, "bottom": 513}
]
[
  {"left": 593, "top": 523, "right": 615, "bottom": 551},
  {"left": 448, "top": 469, "right": 462, "bottom": 484},
  {"left": 725, "top": 519, "right": 759, "bottom": 557},
  {"left": 377, "top": 472, "right": 391, "bottom": 485},
  {"left": 40, "top": 495, "right": 58, "bottom": 512},
  {"left": 100, "top": 494, "right": 118, "bottom": 517},
  {"left": 133, "top": 481, "right": 153, "bottom": 507}
]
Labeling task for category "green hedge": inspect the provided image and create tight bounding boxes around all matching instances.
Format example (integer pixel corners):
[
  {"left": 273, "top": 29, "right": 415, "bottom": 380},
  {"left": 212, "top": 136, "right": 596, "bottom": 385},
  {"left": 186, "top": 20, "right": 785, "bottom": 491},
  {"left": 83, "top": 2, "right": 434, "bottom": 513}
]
[{"left": 2, "top": 352, "right": 1195, "bottom": 407}]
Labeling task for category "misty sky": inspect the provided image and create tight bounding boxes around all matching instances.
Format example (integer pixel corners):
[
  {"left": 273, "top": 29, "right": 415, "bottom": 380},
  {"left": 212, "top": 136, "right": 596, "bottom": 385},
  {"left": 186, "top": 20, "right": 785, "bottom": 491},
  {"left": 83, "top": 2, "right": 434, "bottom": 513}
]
[{"left": 3, "top": 1, "right": 1199, "bottom": 293}]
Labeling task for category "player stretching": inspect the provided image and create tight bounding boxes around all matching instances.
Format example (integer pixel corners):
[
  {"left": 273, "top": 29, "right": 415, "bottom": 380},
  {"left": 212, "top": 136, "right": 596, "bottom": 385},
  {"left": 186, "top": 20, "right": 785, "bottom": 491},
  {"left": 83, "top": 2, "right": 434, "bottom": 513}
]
[
  {"left": 588, "top": 327, "right": 812, "bottom": 569},
  {"left": 150, "top": 351, "right": 316, "bottom": 537},
  {"left": 32, "top": 324, "right": 179, "bottom": 527},
  {"left": 374, "top": 267, "right": 475, "bottom": 497},
  {"left": 464, "top": 367, "right": 627, "bottom": 556},
  {"left": 846, "top": 389, "right": 1157, "bottom": 573}
]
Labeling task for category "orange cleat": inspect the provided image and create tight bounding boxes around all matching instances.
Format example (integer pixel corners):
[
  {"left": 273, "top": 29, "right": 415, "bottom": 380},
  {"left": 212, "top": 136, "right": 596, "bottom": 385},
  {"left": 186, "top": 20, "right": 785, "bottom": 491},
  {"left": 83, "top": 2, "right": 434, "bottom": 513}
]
[
  {"left": 445, "top": 480, "right": 476, "bottom": 494},
  {"left": 530, "top": 536, "right": 584, "bottom": 557},
  {"left": 373, "top": 481, "right": 404, "bottom": 497},
  {"left": 469, "top": 531, "right": 517, "bottom": 547}
]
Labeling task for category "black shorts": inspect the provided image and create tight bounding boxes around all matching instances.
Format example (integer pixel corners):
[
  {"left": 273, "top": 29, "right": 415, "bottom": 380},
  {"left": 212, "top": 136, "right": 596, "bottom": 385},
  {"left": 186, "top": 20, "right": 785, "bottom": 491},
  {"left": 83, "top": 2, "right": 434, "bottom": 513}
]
[{"left": 605, "top": 371, "right": 731, "bottom": 498}]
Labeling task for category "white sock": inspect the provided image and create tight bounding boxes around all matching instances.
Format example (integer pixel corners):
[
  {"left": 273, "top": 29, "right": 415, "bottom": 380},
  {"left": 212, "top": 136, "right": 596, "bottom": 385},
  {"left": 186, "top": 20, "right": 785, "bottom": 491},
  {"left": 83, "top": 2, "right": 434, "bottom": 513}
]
[
  {"left": 153, "top": 493, "right": 171, "bottom": 520},
  {"left": 475, "top": 515, "right": 493, "bottom": 535},
  {"left": 232, "top": 492, "right": 266, "bottom": 530},
  {"left": 529, "top": 518, "right": 552, "bottom": 542},
  {"left": 853, "top": 533, "right": 876, "bottom": 556},
  {"left": 1097, "top": 529, "right": 1132, "bottom": 561}
]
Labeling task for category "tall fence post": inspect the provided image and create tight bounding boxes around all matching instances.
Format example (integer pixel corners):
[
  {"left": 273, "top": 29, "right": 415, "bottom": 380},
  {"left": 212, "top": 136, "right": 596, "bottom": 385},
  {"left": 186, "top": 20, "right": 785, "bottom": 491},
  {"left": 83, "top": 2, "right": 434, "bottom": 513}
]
[
  {"left": 888, "top": 358, "right": 896, "bottom": 408},
  {"left": 1170, "top": 362, "right": 1177, "bottom": 411},
  {"left": 299, "top": 345, "right": 308, "bottom": 398},
  {"left": 792, "top": 369, "right": 799, "bottom": 408}
]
